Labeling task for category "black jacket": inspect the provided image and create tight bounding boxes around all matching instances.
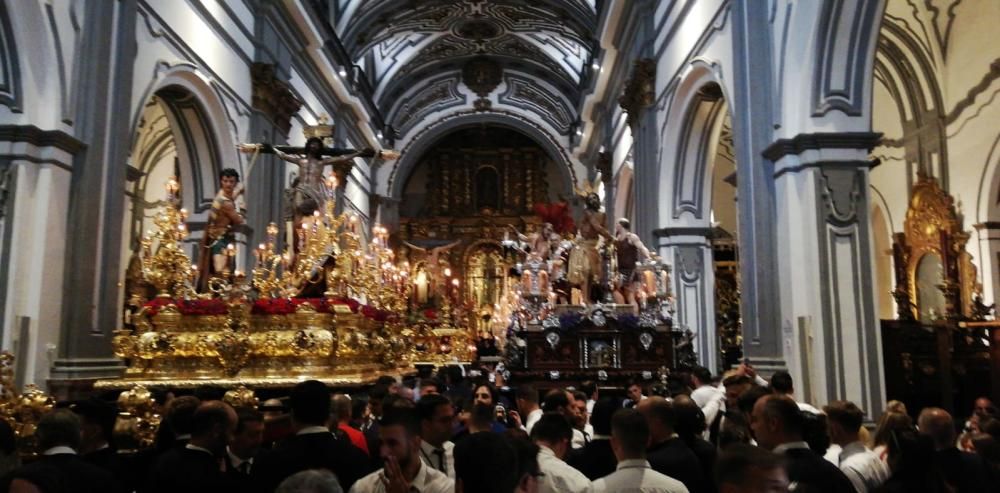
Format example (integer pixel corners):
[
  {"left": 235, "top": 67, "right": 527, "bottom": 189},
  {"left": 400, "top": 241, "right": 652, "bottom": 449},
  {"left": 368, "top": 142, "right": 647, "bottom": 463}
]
[
  {"left": 567, "top": 438, "right": 617, "bottom": 480},
  {"left": 782, "top": 446, "right": 855, "bottom": 493},
  {"left": 146, "top": 446, "right": 233, "bottom": 493},
  {"left": 252, "top": 430, "right": 371, "bottom": 492},
  {"left": 2, "top": 453, "right": 117, "bottom": 493},
  {"left": 647, "top": 437, "right": 711, "bottom": 493}
]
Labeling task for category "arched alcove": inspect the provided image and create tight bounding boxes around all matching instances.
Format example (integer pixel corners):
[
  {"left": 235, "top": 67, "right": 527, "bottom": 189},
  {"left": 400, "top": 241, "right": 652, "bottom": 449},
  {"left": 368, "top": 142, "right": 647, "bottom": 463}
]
[
  {"left": 658, "top": 73, "right": 739, "bottom": 372},
  {"left": 119, "top": 84, "right": 226, "bottom": 322}
]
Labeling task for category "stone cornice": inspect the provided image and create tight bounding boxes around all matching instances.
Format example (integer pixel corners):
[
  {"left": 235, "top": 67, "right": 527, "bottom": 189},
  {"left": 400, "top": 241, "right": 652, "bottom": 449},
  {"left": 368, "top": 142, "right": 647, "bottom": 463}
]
[
  {"left": 762, "top": 132, "right": 882, "bottom": 161},
  {"left": 652, "top": 226, "right": 716, "bottom": 238},
  {"left": 0, "top": 125, "right": 86, "bottom": 154}
]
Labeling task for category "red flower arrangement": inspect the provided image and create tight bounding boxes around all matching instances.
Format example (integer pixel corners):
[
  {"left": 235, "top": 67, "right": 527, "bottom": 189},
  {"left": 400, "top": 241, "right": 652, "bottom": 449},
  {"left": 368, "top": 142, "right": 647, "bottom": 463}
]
[{"left": 143, "top": 298, "right": 229, "bottom": 316}]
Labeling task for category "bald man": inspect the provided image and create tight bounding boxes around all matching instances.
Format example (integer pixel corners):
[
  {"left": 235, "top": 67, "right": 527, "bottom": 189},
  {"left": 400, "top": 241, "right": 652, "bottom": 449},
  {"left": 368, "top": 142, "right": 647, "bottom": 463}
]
[{"left": 917, "top": 407, "right": 991, "bottom": 492}]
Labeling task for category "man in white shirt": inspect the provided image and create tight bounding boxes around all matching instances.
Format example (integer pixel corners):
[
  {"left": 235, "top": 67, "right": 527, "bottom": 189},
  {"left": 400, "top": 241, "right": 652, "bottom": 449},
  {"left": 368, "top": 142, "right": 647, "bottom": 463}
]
[
  {"left": 516, "top": 384, "right": 544, "bottom": 434},
  {"left": 689, "top": 366, "right": 725, "bottom": 432},
  {"left": 350, "top": 408, "right": 453, "bottom": 493},
  {"left": 625, "top": 381, "right": 648, "bottom": 408},
  {"left": 823, "top": 400, "right": 889, "bottom": 492},
  {"left": 592, "top": 408, "right": 689, "bottom": 493},
  {"left": 416, "top": 393, "right": 455, "bottom": 478},
  {"left": 530, "top": 413, "right": 593, "bottom": 493}
]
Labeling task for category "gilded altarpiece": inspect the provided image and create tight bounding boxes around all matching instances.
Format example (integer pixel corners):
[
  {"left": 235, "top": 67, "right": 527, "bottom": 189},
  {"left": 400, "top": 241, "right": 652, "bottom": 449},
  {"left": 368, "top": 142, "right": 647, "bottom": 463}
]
[{"left": 396, "top": 142, "right": 552, "bottom": 351}]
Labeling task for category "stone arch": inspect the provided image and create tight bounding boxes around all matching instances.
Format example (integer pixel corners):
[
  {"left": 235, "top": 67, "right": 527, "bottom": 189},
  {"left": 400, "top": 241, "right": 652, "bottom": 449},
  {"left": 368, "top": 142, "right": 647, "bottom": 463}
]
[
  {"left": 873, "top": 19, "right": 948, "bottom": 184},
  {"left": 387, "top": 112, "right": 577, "bottom": 200},
  {"left": 654, "top": 59, "right": 737, "bottom": 372},
  {"left": 0, "top": 0, "right": 22, "bottom": 112},
  {"left": 657, "top": 60, "right": 733, "bottom": 228},
  {"left": 129, "top": 66, "right": 238, "bottom": 212}
]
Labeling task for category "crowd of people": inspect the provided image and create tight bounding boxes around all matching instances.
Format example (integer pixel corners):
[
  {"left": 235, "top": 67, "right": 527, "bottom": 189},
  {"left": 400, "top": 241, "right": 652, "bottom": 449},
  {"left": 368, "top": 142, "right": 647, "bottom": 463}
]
[{"left": 0, "top": 364, "right": 998, "bottom": 493}]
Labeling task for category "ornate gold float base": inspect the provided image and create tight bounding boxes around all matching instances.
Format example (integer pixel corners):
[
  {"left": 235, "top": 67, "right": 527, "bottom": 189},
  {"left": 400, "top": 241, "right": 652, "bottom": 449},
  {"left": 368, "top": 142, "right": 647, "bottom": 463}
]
[{"left": 94, "top": 363, "right": 415, "bottom": 391}]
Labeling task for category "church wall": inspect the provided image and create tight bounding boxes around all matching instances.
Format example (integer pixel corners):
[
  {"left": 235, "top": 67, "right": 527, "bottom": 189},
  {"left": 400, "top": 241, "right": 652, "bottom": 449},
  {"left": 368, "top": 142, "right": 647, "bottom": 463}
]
[{"left": 868, "top": 0, "right": 1000, "bottom": 304}]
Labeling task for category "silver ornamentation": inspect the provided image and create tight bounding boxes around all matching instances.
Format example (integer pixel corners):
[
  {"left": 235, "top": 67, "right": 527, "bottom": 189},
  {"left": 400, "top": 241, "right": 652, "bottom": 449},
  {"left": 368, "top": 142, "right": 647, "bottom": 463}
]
[
  {"left": 545, "top": 331, "right": 560, "bottom": 350},
  {"left": 639, "top": 331, "right": 654, "bottom": 351}
]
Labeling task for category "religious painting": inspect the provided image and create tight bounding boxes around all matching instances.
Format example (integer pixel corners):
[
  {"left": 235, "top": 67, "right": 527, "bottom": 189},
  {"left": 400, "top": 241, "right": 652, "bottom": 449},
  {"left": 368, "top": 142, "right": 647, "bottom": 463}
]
[{"left": 583, "top": 337, "right": 618, "bottom": 368}]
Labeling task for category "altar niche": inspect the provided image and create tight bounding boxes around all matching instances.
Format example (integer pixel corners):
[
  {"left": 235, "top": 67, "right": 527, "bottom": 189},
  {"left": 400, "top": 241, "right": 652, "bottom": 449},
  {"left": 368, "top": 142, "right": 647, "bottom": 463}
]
[
  {"left": 395, "top": 125, "right": 569, "bottom": 363},
  {"left": 122, "top": 85, "right": 226, "bottom": 328}
]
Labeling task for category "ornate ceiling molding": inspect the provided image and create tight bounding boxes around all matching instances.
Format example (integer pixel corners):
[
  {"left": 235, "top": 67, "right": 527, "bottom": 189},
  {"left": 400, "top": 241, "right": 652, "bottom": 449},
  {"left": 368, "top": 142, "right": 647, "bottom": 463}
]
[
  {"left": 498, "top": 73, "right": 574, "bottom": 134},
  {"left": 341, "top": 0, "right": 595, "bottom": 110},
  {"left": 389, "top": 74, "right": 468, "bottom": 136}
]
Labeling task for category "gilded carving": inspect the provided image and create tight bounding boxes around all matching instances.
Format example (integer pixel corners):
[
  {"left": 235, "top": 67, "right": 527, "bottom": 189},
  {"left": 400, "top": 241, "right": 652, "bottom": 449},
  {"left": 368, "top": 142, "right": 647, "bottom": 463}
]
[
  {"left": 619, "top": 59, "right": 656, "bottom": 128},
  {"left": 893, "top": 174, "right": 979, "bottom": 320}
]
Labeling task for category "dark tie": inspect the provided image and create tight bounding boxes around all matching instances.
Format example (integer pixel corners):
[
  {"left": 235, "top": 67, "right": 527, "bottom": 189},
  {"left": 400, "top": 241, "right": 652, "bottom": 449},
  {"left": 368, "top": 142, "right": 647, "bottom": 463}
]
[
  {"left": 239, "top": 461, "right": 250, "bottom": 475},
  {"left": 434, "top": 449, "right": 446, "bottom": 472}
]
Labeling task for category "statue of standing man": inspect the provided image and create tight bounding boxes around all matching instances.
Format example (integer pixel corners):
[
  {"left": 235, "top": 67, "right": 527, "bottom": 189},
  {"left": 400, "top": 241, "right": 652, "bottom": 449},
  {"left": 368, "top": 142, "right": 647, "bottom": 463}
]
[{"left": 197, "top": 168, "right": 245, "bottom": 292}]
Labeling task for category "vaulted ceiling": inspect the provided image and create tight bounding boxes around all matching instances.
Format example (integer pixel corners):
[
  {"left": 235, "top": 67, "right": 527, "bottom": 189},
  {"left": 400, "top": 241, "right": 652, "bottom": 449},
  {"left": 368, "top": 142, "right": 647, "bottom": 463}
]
[{"left": 330, "top": 0, "right": 598, "bottom": 141}]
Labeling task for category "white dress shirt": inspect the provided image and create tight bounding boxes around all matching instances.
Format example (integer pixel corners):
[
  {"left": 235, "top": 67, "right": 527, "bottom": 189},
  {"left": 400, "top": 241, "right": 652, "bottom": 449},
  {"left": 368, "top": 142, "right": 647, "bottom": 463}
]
[
  {"left": 349, "top": 460, "right": 454, "bottom": 493},
  {"left": 691, "top": 384, "right": 724, "bottom": 431},
  {"left": 773, "top": 441, "right": 811, "bottom": 454},
  {"left": 525, "top": 408, "right": 544, "bottom": 434},
  {"left": 571, "top": 428, "right": 588, "bottom": 449},
  {"left": 837, "top": 441, "right": 890, "bottom": 492},
  {"left": 592, "top": 459, "right": 690, "bottom": 493},
  {"left": 419, "top": 439, "right": 455, "bottom": 478},
  {"left": 536, "top": 445, "right": 592, "bottom": 493}
]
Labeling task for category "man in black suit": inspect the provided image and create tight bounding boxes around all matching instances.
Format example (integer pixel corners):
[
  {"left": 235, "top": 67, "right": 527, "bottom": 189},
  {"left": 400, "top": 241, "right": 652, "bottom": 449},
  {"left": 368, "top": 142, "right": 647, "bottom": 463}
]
[
  {"left": 673, "top": 395, "right": 717, "bottom": 485},
  {"left": 72, "top": 398, "right": 130, "bottom": 492},
  {"left": 145, "top": 400, "right": 237, "bottom": 493},
  {"left": 639, "top": 396, "right": 710, "bottom": 493},
  {"left": 567, "top": 397, "right": 619, "bottom": 480},
  {"left": 750, "top": 394, "right": 853, "bottom": 493},
  {"left": 253, "top": 380, "right": 371, "bottom": 492},
  {"left": 226, "top": 407, "right": 266, "bottom": 489},
  {"left": 1, "top": 409, "right": 116, "bottom": 493},
  {"left": 918, "top": 407, "right": 993, "bottom": 492}
]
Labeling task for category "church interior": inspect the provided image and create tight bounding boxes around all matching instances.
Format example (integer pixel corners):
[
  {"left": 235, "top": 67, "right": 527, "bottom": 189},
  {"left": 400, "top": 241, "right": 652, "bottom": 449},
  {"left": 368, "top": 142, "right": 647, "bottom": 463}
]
[{"left": 0, "top": 0, "right": 999, "bottom": 491}]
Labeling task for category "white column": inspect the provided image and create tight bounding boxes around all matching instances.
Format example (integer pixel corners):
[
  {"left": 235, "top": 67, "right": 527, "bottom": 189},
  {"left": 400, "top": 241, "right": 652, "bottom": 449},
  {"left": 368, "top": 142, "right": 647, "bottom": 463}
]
[
  {"left": 656, "top": 228, "right": 718, "bottom": 371},
  {"left": 768, "top": 134, "right": 886, "bottom": 417}
]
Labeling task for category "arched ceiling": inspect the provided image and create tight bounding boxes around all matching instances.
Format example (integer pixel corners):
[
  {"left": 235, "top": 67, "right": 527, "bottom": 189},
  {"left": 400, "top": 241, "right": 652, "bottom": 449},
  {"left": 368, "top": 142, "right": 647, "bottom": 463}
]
[{"left": 331, "top": 0, "right": 598, "bottom": 142}]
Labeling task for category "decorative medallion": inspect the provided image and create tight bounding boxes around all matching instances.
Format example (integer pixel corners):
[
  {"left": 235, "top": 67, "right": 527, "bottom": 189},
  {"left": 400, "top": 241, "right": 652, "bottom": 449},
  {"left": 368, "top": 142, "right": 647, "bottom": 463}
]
[
  {"left": 545, "top": 330, "right": 560, "bottom": 350},
  {"left": 590, "top": 308, "right": 607, "bottom": 327},
  {"left": 462, "top": 58, "right": 503, "bottom": 97},
  {"left": 639, "top": 331, "right": 654, "bottom": 351}
]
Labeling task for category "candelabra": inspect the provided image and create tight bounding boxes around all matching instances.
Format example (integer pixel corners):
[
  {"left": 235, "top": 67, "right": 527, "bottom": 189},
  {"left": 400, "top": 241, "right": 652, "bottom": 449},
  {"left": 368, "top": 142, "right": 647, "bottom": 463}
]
[{"left": 140, "top": 178, "right": 196, "bottom": 299}]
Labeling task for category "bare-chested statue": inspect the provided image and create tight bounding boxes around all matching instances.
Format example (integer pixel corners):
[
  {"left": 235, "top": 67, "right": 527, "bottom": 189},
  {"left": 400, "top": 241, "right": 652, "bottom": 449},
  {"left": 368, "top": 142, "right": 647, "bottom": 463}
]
[
  {"left": 508, "top": 223, "right": 556, "bottom": 261},
  {"left": 567, "top": 192, "right": 613, "bottom": 304},
  {"left": 197, "top": 168, "right": 245, "bottom": 292},
  {"left": 404, "top": 240, "right": 462, "bottom": 301},
  {"left": 239, "top": 137, "right": 371, "bottom": 223},
  {"left": 612, "top": 218, "right": 650, "bottom": 309}
]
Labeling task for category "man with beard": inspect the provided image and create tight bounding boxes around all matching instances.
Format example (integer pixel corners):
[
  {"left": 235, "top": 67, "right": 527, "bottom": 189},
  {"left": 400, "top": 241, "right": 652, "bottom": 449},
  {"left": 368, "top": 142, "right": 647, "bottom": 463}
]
[
  {"left": 567, "top": 192, "right": 613, "bottom": 304},
  {"left": 350, "top": 408, "right": 453, "bottom": 493}
]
